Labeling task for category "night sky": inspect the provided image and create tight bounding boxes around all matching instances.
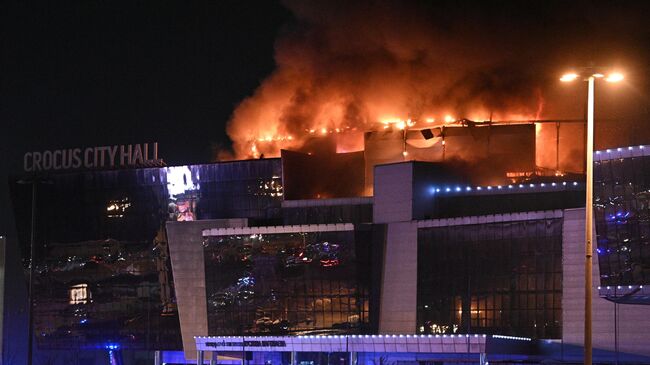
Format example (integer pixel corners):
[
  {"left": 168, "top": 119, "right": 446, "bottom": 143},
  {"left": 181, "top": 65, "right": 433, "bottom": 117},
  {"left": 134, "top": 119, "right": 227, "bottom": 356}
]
[{"left": 1, "top": 1, "right": 291, "bottom": 236}]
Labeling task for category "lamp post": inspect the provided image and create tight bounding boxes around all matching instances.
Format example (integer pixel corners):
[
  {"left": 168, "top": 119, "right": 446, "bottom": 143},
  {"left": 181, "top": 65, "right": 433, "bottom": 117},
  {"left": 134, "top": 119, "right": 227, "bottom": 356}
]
[
  {"left": 17, "top": 177, "right": 53, "bottom": 365},
  {"left": 560, "top": 69, "right": 624, "bottom": 365}
]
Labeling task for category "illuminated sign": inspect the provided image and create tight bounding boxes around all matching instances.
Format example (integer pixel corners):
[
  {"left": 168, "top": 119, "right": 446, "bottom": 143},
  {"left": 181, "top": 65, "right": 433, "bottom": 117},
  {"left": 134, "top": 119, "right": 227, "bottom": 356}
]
[
  {"left": 24, "top": 142, "right": 163, "bottom": 172},
  {"left": 205, "top": 341, "right": 287, "bottom": 348}
]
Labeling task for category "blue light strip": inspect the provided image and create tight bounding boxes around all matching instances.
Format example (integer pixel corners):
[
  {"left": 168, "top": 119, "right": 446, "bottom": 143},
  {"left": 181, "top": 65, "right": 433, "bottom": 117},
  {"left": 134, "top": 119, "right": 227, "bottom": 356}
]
[
  {"left": 598, "top": 285, "right": 644, "bottom": 291},
  {"left": 492, "top": 334, "right": 532, "bottom": 341},
  {"left": 429, "top": 181, "right": 584, "bottom": 196},
  {"left": 595, "top": 144, "right": 649, "bottom": 162},
  {"left": 195, "top": 334, "right": 488, "bottom": 339}
]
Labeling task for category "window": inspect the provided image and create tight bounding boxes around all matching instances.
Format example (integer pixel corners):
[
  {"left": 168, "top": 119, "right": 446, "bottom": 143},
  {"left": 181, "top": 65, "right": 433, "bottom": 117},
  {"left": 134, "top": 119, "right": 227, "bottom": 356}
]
[
  {"left": 417, "top": 219, "right": 563, "bottom": 338},
  {"left": 69, "top": 284, "right": 91, "bottom": 304}
]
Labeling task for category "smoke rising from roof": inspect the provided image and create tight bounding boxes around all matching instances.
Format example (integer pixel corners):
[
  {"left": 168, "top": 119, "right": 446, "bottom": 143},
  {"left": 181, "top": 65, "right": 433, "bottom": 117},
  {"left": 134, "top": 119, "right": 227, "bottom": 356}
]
[{"left": 225, "top": 0, "right": 649, "bottom": 159}]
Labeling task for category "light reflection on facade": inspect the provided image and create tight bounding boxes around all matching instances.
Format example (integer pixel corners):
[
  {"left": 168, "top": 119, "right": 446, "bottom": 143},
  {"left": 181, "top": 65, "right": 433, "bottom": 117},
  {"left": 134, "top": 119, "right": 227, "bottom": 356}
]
[
  {"left": 594, "top": 153, "right": 650, "bottom": 287},
  {"left": 203, "top": 231, "right": 371, "bottom": 336}
]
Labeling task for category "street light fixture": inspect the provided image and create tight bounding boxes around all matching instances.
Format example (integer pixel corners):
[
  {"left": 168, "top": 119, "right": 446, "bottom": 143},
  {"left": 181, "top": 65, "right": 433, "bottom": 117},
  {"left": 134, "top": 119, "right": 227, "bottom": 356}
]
[{"left": 560, "top": 68, "right": 623, "bottom": 365}]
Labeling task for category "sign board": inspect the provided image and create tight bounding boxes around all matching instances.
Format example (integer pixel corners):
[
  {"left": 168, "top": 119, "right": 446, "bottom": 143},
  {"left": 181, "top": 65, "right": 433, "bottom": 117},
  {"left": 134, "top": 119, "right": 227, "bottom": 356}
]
[
  {"left": 23, "top": 142, "right": 163, "bottom": 172},
  {"left": 206, "top": 341, "right": 287, "bottom": 348}
]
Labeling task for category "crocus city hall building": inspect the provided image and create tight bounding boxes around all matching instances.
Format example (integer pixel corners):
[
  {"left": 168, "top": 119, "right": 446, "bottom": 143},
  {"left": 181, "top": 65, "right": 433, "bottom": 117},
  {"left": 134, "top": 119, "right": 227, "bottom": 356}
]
[{"left": 9, "top": 123, "right": 650, "bottom": 364}]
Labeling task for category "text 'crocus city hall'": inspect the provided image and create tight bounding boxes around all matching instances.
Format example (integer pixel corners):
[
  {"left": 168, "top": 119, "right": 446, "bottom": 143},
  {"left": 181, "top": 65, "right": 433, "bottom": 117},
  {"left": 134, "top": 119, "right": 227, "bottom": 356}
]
[{"left": 10, "top": 121, "right": 650, "bottom": 364}]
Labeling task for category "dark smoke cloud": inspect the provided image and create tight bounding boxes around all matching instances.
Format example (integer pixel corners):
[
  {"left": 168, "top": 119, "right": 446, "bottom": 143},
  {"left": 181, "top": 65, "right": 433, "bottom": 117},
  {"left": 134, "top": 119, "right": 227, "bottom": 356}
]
[{"left": 225, "top": 0, "right": 650, "bottom": 158}]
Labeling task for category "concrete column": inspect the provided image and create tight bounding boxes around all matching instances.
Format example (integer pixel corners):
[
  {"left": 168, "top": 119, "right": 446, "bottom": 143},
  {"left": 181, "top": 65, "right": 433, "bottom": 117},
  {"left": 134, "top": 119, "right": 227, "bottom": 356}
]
[
  {"left": 479, "top": 353, "right": 487, "bottom": 365},
  {"left": 197, "top": 350, "right": 204, "bottom": 365},
  {"left": 154, "top": 350, "right": 162, "bottom": 365},
  {"left": 291, "top": 351, "right": 297, "bottom": 365},
  {"left": 379, "top": 221, "right": 418, "bottom": 333},
  {"left": 562, "top": 208, "right": 650, "bottom": 357},
  {"left": 167, "top": 219, "right": 247, "bottom": 358}
]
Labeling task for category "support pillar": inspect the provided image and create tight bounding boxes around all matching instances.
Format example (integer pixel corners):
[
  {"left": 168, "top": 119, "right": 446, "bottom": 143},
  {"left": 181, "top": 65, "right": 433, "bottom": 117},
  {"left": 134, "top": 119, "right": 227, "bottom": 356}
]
[
  {"left": 291, "top": 351, "right": 297, "bottom": 365},
  {"left": 154, "top": 350, "right": 162, "bottom": 365},
  {"left": 348, "top": 351, "right": 357, "bottom": 365},
  {"left": 479, "top": 353, "right": 487, "bottom": 365},
  {"left": 197, "top": 350, "right": 204, "bottom": 365}
]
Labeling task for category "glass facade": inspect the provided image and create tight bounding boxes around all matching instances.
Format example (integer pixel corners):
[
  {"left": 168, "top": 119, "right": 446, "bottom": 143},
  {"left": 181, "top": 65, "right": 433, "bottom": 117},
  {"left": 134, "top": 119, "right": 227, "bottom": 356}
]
[
  {"left": 417, "top": 219, "right": 563, "bottom": 339},
  {"left": 9, "top": 159, "right": 282, "bottom": 350},
  {"left": 203, "top": 230, "right": 372, "bottom": 336},
  {"left": 417, "top": 190, "right": 584, "bottom": 220},
  {"left": 595, "top": 154, "right": 650, "bottom": 286}
]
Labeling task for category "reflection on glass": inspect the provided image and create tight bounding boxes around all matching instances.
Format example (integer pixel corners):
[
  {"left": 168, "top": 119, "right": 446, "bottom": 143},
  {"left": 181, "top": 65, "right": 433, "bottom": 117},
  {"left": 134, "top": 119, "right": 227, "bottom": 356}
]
[
  {"left": 417, "top": 219, "right": 563, "bottom": 339},
  {"left": 106, "top": 198, "right": 131, "bottom": 218},
  {"left": 10, "top": 159, "right": 284, "bottom": 350},
  {"left": 69, "top": 284, "right": 91, "bottom": 305},
  {"left": 203, "top": 231, "right": 370, "bottom": 335},
  {"left": 594, "top": 155, "right": 650, "bottom": 286}
]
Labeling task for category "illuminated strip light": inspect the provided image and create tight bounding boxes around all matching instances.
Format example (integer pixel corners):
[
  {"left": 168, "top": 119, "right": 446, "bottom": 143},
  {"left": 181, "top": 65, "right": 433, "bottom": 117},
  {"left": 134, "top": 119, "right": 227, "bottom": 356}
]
[
  {"left": 594, "top": 144, "right": 649, "bottom": 162},
  {"left": 492, "top": 335, "right": 532, "bottom": 341},
  {"left": 598, "top": 285, "right": 644, "bottom": 291},
  {"left": 429, "top": 181, "right": 583, "bottom": 196},
  {"left": 196, "top": 334, "right": 488, "bottom": 339}
]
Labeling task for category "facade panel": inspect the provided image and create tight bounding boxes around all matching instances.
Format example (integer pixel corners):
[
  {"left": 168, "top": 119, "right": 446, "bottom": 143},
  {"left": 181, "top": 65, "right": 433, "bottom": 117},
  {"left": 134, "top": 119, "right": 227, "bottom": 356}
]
[
  {"left": 203, "top": 230, "right": 372, "bottom": 336},
  {"left": 417, "top": 219, "right": 563, "bottom": 339},
  {"left": 8, "top": 159, "right": 282, "bottom": 350},
  {"left": 594, "top": 154, "right": 650, "bottom": 287}
]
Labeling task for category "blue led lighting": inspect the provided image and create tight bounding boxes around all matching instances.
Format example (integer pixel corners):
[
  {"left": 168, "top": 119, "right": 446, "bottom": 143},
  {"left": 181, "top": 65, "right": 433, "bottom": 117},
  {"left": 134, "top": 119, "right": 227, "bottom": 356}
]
[
  {"left": 429, "top": 180, "right": 583, "bottom": 197},
  {"left": 104, "top": 343, "right": 120, "bottom": 350}
]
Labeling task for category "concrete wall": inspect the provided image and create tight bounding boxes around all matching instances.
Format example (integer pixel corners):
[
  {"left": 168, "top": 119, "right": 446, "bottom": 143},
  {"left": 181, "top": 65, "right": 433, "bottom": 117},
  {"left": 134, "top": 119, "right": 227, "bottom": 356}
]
[
  {"left": 374, "top": 162, "right": 418, "bottom": 333},
  {"left": 562, "top": 208, "right": 650, "bottom": 357},
  {"left": 167, "top": 219, "right": 247, "bottom": 359},
  {"left": 373, "top": 163, "right": 413, "bottom": 224},
  {"left": 379, "top": 221, "right": 418, "bottom": 333}
]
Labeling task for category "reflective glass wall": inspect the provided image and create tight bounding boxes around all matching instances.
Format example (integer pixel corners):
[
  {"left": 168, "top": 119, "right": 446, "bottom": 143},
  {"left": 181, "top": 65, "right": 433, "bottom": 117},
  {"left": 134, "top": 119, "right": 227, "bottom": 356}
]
[
  {"left": 595, "top": 154, "right": 650, "bottom": 286},
  {"left": 203, "top": 230, "right": 372, "bottom": 336},
  {"left": 417, "top": 219, "right": 563, "bottom": 339},
  {"left": 9, "top": 159, "right": 282, "bottom": 350}
]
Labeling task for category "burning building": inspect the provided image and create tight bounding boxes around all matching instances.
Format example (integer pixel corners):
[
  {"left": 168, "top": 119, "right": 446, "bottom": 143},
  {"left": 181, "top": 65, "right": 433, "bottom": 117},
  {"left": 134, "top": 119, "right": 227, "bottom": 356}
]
[
  {"left": 275, "top": 118, "right": 586, "bottom": 200},
  {"left": 10, "top": 134, "right": 650, "bottom": 364}
]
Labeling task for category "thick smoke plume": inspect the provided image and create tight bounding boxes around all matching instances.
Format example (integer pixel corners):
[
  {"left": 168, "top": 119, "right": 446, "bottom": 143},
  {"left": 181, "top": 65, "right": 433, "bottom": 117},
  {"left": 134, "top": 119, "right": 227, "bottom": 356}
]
[{"left": 225, "top": 1, "right": 647, "bottom": 159}]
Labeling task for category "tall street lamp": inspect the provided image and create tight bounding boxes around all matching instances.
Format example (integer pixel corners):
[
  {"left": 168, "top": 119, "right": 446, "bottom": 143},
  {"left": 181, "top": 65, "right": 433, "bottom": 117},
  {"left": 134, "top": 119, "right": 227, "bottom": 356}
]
[
  {"left": 17, "top": 177, "right": 53, "bottom": 365},
  {"left": 560, "top": 68, "right": 624, "bottom": 365}
]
